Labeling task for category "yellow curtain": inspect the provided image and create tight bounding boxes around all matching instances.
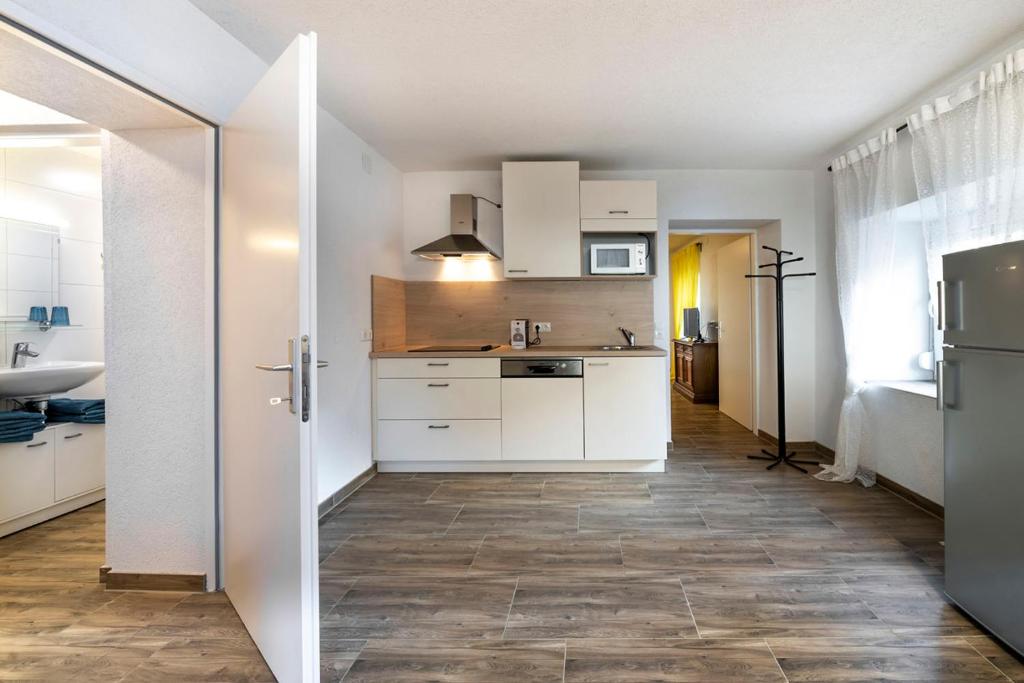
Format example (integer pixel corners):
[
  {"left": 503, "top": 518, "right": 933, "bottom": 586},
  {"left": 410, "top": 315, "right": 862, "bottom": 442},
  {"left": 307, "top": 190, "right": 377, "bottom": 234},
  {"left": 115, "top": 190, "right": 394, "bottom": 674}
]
[{"left": 670, "top": 244, "right": 700, "bottom": 379}]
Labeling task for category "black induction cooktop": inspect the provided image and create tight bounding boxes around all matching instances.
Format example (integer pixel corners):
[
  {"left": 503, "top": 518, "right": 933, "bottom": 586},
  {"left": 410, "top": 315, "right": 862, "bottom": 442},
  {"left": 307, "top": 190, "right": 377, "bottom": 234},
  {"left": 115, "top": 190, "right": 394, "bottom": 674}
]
[{"left": 408, "top": 344, "right": 497, "bottom": 352}]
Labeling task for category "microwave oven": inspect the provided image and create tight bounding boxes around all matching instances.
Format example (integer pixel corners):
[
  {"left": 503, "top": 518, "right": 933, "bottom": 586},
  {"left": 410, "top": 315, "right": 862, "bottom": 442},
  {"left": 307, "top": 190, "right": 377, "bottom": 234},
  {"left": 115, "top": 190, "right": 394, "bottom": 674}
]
[{"left": 590, "top": 242, "right": 647, "bottom": 275}]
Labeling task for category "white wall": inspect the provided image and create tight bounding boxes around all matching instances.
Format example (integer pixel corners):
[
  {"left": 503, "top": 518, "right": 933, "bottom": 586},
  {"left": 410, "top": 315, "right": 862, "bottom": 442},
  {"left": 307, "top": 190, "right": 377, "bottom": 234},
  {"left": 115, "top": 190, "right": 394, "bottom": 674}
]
[
  {"left": 0, "top": 0, "right": 265, "bottom": 124},
  {"left": 0, "top": 145, "right": 105, "bottom": 395},
  {"left": 316, "top": 109, "right": 403, "bottom": 503},
  {"left": 103, "top": 126, "right": 216, "bottom": 577}
]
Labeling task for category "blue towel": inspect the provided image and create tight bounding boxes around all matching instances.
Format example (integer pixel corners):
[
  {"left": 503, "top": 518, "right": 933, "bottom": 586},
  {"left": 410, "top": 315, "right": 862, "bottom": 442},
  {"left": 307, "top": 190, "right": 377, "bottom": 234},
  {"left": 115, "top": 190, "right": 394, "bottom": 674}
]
[
  {"left": 46, "top": 399, "right": 104, "bottom": 415},
  {"left": 46, "top": 399, "right": 105, "bottom": 424},
  {"left": 0, "top": 410, "right": 46, "bottom": 423},
  {"left": 0, "top": 422, "right": 45, "bottom": 433},
  {"left": 0, "top": 432, "right": 41, "bottom": 443}
]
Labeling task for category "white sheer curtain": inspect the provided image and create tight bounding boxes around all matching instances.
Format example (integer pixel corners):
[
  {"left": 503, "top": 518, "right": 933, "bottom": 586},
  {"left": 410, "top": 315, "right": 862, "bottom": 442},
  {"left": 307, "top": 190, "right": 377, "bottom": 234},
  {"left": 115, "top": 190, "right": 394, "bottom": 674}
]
[
  {"left": 816, "top": 129, "right": 899, "bottom": 486},
  {"left": 909, "top": 49, "right": 1024, "bottom": 294}
]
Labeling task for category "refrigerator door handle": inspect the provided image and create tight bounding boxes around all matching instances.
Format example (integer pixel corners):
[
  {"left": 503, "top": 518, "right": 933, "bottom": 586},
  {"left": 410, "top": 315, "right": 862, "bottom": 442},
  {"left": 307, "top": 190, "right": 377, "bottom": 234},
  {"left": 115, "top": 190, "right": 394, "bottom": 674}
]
[
  {"left": 937, "top": 281, "right": 945, "bottom": 331},
  {"left": 939, "top": 360, "right": 959, "bottom": 410}
]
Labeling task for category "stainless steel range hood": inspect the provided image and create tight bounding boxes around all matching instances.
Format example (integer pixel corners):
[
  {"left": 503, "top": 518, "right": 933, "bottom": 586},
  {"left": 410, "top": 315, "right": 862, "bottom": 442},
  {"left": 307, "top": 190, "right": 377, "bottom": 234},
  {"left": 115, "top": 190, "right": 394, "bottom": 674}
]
[{"left": 411, "top": 194, "right": 502, "bottom": 260}]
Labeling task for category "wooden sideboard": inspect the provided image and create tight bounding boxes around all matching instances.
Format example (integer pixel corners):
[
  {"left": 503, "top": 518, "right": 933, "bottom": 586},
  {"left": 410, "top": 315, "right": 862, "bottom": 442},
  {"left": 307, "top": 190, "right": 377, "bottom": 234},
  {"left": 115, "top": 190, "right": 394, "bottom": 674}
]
[{"left": 673, "top": 339, "right": 718, "bottom": 403}]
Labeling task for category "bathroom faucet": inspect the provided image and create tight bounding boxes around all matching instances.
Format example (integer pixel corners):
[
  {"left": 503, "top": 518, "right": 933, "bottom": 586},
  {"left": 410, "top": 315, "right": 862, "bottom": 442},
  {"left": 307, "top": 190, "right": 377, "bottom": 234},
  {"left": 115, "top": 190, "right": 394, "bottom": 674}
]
[
  {"left": 11, "top": 342, "right": 38, "bottom": 368},
  {"left": 618, "top": 327, "right": 637, "bottom": 347}
]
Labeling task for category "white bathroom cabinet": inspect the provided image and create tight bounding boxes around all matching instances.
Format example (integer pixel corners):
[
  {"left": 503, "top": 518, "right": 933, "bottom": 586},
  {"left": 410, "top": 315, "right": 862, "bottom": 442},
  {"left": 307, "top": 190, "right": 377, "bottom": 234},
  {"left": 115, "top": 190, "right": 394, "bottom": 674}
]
[{"left": 0, "top": 422, "right": 105, "bottom": 537}]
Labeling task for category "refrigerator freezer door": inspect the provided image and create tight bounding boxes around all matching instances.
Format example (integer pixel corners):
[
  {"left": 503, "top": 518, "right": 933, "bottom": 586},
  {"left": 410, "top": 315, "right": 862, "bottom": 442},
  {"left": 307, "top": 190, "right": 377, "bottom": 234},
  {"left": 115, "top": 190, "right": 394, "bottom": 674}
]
[
  {"left": 942, "top": 240, "right": 1024, "bottom": 351},
  {"left": 943, "top": 346, "right": 1024, "bottom": 655}
]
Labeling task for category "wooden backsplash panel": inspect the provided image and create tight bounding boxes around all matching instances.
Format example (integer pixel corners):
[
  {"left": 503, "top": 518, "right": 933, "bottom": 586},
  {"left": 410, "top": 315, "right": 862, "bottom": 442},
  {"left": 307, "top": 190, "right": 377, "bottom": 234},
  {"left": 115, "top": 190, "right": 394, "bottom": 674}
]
[
  {"left": 370, "top": 275, "right": 407, "bottom": 351},
  {"left": 403, "top": 279, "right": 654, "bottom": 347}
]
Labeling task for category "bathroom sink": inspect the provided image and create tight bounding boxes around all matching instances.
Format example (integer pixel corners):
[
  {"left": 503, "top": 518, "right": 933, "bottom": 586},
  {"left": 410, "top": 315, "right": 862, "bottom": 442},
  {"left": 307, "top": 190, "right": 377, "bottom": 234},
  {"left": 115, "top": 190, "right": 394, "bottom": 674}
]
[{"left": 0, "top": 361, "right": 105, "bottom": 399}]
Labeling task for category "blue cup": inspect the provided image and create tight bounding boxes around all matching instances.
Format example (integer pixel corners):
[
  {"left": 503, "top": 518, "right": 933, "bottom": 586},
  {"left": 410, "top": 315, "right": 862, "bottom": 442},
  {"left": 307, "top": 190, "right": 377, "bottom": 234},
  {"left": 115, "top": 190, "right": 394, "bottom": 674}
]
[
  {"left": 51, "top": 306, "right": 70, "bottom": 326},
  {"left": 28, "top": 306, "right": 48, "bottom": 323}
]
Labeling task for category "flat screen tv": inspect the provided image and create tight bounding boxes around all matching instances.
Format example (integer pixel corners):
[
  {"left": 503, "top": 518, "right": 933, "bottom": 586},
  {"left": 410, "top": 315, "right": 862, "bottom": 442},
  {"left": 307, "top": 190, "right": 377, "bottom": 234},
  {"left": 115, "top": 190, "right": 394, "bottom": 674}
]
[{"left": 683, "top": 307, "right": 703, "bottom": 342}]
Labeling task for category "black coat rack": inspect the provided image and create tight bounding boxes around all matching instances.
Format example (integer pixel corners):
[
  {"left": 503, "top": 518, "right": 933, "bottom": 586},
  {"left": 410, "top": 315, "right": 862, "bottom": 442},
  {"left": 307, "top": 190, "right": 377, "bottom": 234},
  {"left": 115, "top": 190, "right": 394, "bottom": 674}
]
[{"left": 745, "top": 246, "right": 819, "bottom": 473}]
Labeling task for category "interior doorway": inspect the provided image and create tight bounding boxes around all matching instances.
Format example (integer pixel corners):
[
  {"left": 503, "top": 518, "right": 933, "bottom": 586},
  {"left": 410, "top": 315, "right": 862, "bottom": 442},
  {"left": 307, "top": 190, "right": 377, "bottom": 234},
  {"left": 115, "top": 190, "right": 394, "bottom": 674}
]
[{"left": 668, "top": 227, "right": 759, "bottom": 434}]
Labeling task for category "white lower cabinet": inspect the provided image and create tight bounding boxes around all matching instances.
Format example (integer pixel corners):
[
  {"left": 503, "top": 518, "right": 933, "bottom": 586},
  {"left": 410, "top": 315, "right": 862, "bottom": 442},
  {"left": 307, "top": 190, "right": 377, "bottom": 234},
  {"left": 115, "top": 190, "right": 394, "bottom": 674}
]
[
  {"left": 377, "top": 378, "right": 500, "bottom": 420},
  {"left": 501, "top": 377, "right": 584, "bottom": 460},
  {"left": 0, "top": 422, "right": 106, "bottom": 535},
  {"left": 0, "top": 431, "right": 55, "bottom": 522},
  {"left": 54, "top": 423, "right": 105, "bottom": 501},
  {"left": 377, "top": 420, "right": 501, "bottom": 461},
  {"left": 373, "top": 355, "right": 666, "bottom": 465},
  {"left": 584, "top": 357, "right": 666, "bottom": 460}
]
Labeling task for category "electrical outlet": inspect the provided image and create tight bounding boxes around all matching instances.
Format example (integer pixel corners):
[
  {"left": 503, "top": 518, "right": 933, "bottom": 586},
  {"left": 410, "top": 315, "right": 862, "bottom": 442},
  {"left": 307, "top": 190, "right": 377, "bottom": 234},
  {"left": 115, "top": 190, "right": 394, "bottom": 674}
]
[
  {"left": 361, "top": 329, "right": 373, "bottom": 341},
  {"left": 535, "top": 322, "right": 552, "bottom": 333}
]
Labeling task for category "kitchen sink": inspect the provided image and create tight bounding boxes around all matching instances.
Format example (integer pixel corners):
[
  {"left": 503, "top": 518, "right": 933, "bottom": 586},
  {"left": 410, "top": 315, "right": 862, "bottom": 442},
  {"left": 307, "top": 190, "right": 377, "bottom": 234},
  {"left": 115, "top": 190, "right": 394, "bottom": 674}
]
[
  {"left": 0, "top": 361, "right": 105, "bottom": 399},
  {"left": 588, "top": 345, "right": 656, "bottom": 351}
]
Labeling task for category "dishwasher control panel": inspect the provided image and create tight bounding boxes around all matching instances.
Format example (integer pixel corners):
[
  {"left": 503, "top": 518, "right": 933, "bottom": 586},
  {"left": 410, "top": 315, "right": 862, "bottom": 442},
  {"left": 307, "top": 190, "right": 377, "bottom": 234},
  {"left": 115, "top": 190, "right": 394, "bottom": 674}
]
[{"left": 500, "top": 358, "right": 583, "bottom": 377}]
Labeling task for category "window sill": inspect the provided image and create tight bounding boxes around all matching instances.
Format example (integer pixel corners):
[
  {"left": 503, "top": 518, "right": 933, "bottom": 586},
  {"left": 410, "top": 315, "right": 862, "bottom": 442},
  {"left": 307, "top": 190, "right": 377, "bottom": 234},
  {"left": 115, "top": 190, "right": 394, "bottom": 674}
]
[{"left": 868, "top": 380, "right": 937, "bottom": 399}]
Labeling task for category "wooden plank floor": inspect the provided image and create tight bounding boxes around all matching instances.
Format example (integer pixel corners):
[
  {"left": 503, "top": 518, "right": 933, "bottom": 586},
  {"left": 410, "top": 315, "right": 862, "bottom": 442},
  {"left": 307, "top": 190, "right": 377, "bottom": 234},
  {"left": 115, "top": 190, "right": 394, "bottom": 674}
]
[
  {"left": 0, "top": 501, "right": 274, "bottom": 681},
  {"left": 319, "top": 395, "right": 1024, "bottom": 682},
  {"left": 3, "top": 393, "right": 1022, "bottom": 681}
]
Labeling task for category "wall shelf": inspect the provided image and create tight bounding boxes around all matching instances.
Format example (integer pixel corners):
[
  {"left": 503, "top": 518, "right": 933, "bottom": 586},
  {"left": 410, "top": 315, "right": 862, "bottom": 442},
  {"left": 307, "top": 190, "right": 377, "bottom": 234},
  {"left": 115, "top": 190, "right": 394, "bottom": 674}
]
[{"left": 0, "top": 319, "right": 82, "bottom": 332}]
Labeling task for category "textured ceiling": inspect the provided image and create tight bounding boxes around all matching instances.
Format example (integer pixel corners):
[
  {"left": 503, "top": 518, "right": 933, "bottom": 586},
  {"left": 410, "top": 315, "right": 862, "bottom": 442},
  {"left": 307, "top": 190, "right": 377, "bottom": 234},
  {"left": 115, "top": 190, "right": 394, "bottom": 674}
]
[{"left": 190, "top": 0, "right": 1024, "bottom": 171}]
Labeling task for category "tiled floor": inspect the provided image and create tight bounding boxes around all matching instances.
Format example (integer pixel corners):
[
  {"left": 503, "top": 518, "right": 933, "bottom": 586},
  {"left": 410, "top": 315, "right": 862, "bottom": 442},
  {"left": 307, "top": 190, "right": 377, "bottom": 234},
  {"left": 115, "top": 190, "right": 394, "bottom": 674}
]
[
  {"left": 4, "top": 393, "right": 1023, "bottom": 681},
  {"left": 319, "top": 394, "right": 1024, "bottom": 682},
  {"left": 0, "top": 502, "right": 274, "bottom": 681}
]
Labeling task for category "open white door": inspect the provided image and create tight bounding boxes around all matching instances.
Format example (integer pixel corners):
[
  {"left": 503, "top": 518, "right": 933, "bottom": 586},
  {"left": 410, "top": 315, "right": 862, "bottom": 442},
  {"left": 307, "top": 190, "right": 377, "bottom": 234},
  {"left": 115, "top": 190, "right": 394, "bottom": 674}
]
[
  {"left": 717, "top": 235, "right": 754, "bottom": 430},
  {"left": 221, "top": 33, "right": 319, "bottom": 683}
]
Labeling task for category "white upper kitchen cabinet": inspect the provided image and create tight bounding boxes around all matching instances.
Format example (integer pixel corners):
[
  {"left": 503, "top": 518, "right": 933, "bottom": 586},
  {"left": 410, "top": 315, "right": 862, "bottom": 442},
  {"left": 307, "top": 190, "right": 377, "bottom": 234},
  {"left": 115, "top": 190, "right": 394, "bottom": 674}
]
[
  {"left": 580, "top": 180, "right": 657, "bottom": 231},
  {"left": 501, "top": 161, "right": 581, "bottom": 278},
  {"left": 583, "top": 357, "right": 666, "bottom": 460}
]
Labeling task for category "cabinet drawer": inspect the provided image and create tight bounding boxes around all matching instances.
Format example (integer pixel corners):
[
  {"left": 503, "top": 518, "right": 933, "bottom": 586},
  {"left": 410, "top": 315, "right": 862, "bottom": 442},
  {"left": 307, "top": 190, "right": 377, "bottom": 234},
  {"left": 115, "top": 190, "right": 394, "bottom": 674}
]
[
  {"left": 377, "top": 357, "right": 500, "bottom": 378},
  {"left": 55, "top": 424, "right": 105, "bottom": 501},
  {"left": 377, "top": 378, "right": 501, "bottom": 419},
  {"left": 0, "top": 431, "right": 55, "bottom": 522},
  {"left": 580, "top": 180, "right": 657, "bottom": 219},
  {"left": 377, "top": 420, "right": 501, "bottom": 461}
]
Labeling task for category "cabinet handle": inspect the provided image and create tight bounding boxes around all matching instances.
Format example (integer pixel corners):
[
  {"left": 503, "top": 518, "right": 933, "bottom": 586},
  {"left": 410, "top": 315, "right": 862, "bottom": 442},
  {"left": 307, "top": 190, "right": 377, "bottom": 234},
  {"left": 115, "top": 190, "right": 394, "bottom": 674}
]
[
  {"left": 508, "top": 269, "right": 528, "bottom": 273},
  {"left": 588, "top": 362, "right": 610, "bottom": 366},
  {"left": 608, "top": 210, "right": 629, "bottom": 214},
  {"left": 27, "top": 441, "right": 48, "bottom": 448},
  {"left": 426, "top": 362, "right": 449, "bottom": 367},
  {"left": 64, "top": 433, "right": 84, "bottom": 440},
  {"left": 427, "top": 383, "right": 450, "bottom": 387},
  {"left": 428, "top": 424, "right": 450, "bottom": 429}
]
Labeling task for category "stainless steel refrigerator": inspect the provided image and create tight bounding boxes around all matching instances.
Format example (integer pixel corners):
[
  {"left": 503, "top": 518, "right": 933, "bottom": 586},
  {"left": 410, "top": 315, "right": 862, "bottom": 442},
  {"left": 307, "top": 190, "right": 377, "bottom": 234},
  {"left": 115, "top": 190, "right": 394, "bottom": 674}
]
[{"left": 941, "top": 239, "right": 1024, "bottom": 656}]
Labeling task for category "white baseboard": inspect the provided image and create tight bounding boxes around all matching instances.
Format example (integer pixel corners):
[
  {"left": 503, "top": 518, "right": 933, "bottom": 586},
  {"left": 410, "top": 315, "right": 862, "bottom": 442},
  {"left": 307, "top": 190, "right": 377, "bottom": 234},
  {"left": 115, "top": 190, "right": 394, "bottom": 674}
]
[
  {"left": 0, "top": 488, "right": 105, "bottom": 538},
  {"left": 377, "top": 460, "right": 665, "bottom": 473}
]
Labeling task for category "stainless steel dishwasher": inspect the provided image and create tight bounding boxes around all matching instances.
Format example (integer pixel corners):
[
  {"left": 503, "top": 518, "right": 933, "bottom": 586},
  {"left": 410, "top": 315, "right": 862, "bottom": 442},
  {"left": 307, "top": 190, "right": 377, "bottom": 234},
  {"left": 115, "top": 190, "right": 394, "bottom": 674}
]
[{"left": 500, "top": 358, "right": 584, "bottom": 461}]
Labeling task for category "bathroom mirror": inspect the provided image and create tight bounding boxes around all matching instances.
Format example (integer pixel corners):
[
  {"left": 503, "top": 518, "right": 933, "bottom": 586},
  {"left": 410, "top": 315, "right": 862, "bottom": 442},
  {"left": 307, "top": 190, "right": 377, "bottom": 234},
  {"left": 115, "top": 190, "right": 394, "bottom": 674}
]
[{"left": 0, "top": 217, "right": 61, "bottom": 322}]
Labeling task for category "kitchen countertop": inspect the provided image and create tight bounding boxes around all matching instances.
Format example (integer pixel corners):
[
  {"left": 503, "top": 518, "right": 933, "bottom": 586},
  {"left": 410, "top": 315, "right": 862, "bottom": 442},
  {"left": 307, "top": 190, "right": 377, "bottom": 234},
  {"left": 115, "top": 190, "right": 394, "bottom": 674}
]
[{"left": 369, "top": 344, "right": 667, "bottom": 358}]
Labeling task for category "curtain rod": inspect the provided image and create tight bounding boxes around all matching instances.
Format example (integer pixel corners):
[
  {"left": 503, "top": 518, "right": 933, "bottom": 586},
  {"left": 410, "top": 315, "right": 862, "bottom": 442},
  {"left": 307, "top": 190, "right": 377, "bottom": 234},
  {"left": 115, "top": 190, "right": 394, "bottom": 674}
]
[{"left": 827, "top": 122, "right": 908, "bottom": 172}]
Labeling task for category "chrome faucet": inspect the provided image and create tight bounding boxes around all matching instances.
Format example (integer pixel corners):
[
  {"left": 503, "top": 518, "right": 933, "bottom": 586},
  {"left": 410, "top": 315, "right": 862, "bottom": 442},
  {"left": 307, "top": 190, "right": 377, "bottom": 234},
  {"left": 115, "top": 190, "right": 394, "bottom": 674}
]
[
  {"left": 618, "top": 327, "right": 637, "bottom": 348},
  {"left": 11, "top": 342, "right": 38, "bottom": 368}
]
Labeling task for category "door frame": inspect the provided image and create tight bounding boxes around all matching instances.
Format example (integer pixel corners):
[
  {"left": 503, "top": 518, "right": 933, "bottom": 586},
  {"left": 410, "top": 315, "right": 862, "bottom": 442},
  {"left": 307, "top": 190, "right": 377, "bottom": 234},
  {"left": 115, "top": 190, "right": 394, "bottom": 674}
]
[
  {"left": 0, "top": 13, "right": 223, "bottom": 586},
  {"left": 668, "top": 225, "right": 762, "bottom": 434}
]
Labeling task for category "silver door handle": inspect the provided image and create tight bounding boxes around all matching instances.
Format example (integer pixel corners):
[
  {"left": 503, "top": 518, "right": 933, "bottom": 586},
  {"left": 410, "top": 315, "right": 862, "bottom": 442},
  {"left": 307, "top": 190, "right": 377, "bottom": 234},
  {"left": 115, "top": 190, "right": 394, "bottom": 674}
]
[
  {"left": 427, "top": 383, "right": 450, "bottom": 387},
  {"left": 935, "top": 360, "right": 944, "bottom": 411},
  {"left": 608, "top": 210, "right": 629, "bottom": 214},
  {"left": 64, "top": 433, "right": 84, "bottom": 440},
  {"left": 588, "top": 362, "right": 609, "bottom": 366},
  {"left": 27, "top": 441, "right": 48, "bottom": 448},
  {"left": 256, "top": 363, "right": 292, "bottom": 372},
  {"left": 317, "top": 361, "right": 329, "bottom": 369},
  {"left": 507, "top": 269, "right": 528, "bottom": 273},
  {"left": 258, "top": 339, "right": 296, "bottom": 414}
]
